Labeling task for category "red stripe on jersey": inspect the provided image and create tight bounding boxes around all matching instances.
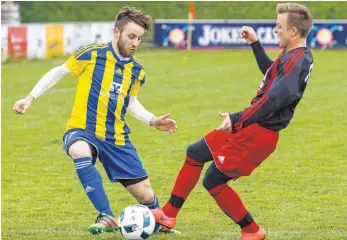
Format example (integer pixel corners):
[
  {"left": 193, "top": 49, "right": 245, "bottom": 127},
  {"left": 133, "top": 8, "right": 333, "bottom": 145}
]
[
  {"left": 286, "top": 51, "right": 304, "bottom": 77},
  {"left": 283, "top": 51, "right": 301, "bottom": 77},
  {"left": 283, "top": 49, "right": 301, "bottom": 73},
  {"left": 251, "top": 52, "right": 284, "bottom": 104},
  {"left": 284, "top": 50, "right": 304, "bottom": 77},
  {"left": 241, "top": 51, "right": 283, "bottom": 127},
  {"left": 264, "top": 57, "right": 280, "bottom": 93},
  {"left": 240, "top": 94, "right": 270, "bottom": 123},
  {"left": 282, "top": 49, "right": 299, "bottom": 73}
]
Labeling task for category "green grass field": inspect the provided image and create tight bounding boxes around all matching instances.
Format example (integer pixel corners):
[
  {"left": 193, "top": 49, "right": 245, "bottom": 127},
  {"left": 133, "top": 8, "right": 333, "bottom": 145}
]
[{"left": 2, "top": 48, "right": 347, "bottom": 240}]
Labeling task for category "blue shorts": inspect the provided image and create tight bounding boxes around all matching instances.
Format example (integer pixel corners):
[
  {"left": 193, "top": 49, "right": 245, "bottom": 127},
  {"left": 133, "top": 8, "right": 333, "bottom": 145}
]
[{"left": 62, "top": 128, "right": 148, "bottom": 183}]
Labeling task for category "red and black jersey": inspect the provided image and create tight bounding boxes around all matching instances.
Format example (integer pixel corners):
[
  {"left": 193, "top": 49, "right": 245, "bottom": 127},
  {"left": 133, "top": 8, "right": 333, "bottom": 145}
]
[{"left": 230, "top": 41, "right": 314, "bottom": 132}]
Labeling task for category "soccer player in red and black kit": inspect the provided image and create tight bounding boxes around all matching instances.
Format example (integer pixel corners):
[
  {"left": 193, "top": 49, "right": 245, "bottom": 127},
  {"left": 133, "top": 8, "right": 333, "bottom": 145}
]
[{"left": 152, "top": 3, "right": 314, "bottom": 240}]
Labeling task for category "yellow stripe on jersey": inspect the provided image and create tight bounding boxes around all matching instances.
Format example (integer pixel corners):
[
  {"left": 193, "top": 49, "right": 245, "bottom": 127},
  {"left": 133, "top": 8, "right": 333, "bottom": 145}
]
[
  {"left": 73, "top": 44, "right": 94, "bottom": 58},
  {"left": 75, "top": 44, "right": 108, "bottom": 59},
  {"left": 67, "top": 44, "right": 108, "bottom": 76},
  {"left": 114, "top": 62, "right": 134, "bottom": 145},
  {"left": 65, "top": 51, "right": 97, "bottom": 132},
  {"left": 95, "top": 51, "right": 117, "bottom": 140},
  {"left": 130, "top": 69, "right": 145, "bottom": 97}
]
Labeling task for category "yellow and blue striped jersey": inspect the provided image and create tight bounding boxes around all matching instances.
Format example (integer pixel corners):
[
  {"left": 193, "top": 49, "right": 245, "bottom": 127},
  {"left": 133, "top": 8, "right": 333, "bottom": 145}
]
[{"left": 65, "top": 42, "right": 146, "bottom": 145}]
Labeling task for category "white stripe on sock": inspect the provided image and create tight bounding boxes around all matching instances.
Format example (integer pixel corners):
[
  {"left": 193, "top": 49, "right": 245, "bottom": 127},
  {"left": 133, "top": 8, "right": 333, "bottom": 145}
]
[
  {"left": 75, "top": 163, "right": 92, "bottom": 169},
  {"left": 75, "top": 161, "right": 92, "bottom": 166}
]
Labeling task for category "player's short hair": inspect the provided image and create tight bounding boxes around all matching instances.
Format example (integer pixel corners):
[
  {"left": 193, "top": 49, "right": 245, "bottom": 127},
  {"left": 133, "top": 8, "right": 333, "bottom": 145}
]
[
  {"left": 115, "top": 7, "right": 152, "bottom": 33},
  {"left": 276, "top": 3, "right": 313, "bottom": 38}
]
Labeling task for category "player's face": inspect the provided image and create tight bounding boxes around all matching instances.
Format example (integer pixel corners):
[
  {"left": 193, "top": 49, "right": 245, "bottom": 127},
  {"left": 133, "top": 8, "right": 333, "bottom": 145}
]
[
  {"left": 117, "top": 21, "right": 145, "bottom": 58},
  {"left": 274, "top": 13, "right": 292, "bottom": 48}
]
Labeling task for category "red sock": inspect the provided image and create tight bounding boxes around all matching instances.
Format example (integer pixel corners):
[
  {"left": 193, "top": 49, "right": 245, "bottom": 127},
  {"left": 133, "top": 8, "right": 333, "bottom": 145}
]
[
  {"left": 208, "top": 184, "right": 259, "bottom": 233},
  {"left": 163, "top": 156, "right": 204, "bottom": 218}
]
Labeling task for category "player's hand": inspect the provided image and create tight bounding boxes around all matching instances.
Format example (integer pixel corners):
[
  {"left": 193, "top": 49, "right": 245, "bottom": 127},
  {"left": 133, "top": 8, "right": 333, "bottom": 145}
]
[
  {"left": 240, "top": 26, "right": 258, "bottom": 44},
  {"left": 150, "top": 113, "right": 177, "bottom": 133},
  {"left": 216, "top": 112, "right": 232, "bottom": 132},
  {"left": 12, "top": 95, "right": 34, "bottom": 115}
]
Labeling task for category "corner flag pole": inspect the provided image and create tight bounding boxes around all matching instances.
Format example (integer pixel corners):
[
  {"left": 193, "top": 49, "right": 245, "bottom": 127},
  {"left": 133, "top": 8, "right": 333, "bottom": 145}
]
[{"left": 187, "top": 2, "right": 196, "bottom": 51}]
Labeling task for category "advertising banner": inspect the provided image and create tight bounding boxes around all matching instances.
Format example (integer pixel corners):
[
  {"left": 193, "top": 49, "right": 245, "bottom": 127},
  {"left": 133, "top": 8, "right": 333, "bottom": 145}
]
[
  {"left": 72, "top": 23, "right": 93, "bottom": 51},
  {"left": 1, "top": 25, "right": 8, "bottom": 62},
  {"left": 7, "top": 26, "right": 27, "bottom": 59},
  {"left": 46, "top": 24, "right": 64, "bottom": 59},
  {"left": 63, "top": 23, "right": 76, "bottom": 55},
  {"left": 27, "top": 24, "right": 46, "bottom": 59},
  {"left": 154, "top": 20, "right": 347, "bottom": 49},
  {"left": 90, "top": 22, "right": 114, "bottom": 45}
]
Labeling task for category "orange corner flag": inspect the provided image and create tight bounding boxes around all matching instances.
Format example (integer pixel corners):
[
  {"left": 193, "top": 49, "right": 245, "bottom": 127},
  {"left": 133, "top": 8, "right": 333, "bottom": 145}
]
[{"left": 189, "top": 2, "right": 196, "bottom": 20}]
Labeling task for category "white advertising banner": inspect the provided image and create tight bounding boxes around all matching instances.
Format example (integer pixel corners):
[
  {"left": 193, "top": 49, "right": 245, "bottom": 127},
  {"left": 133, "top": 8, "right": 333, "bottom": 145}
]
[
  {"left": 1, "top": 25, "right": 8, "bottom": 62},
  {"left": 63, "top": 23, "right": 76, "bottom": 55},
  {"left": 72, "top": 23, "right": 93, "bottom": 51},
  {"left": 27, "top": 24, "right": 46, "bottom": 59},
  {"left": 90, "top": 22, "right": 114, "bottom": 45}
]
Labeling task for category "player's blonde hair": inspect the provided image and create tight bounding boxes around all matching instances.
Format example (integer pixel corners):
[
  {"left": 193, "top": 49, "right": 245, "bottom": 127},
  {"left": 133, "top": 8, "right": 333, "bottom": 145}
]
[
  {"left": 276, "top": 3, "right": 313, "bottom": 38},
  {"left": 115, "top": 7, "right": 152, "bottom": 33}
]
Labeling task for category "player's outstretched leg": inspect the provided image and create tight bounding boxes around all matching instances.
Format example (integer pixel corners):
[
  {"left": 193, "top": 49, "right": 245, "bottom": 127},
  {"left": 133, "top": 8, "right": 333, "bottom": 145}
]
[
  {"left": 67, "top": 140, "right": 116, "bottom": 234},
  {"left": 203, "top": 163, "right": 265, "bottom": 240},
  {"left": 88, "top": 213, "right": 119, "bottom": 235},
  {"left": 153, "top": 138, "right": 212, "bottom": 229}
]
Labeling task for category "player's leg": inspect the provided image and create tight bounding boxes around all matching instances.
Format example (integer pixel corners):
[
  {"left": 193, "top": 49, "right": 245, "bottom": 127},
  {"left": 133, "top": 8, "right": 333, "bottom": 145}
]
[
  {"left": 203, "top": 124, "right": 279, "bottom": 239},
  {"left": 153, "top": 130, "right": 233, "bottom": 229},
  {"left": 120, "top": 177, "right": 161, "bottom": 232},
  {"left": 203, "top": 162, "right": 265, "bottom": 239},
  {"left": 63, "top": 130, "right": 117, "bottom": 234},
  {"left": 152, "top": 136, "right": 220, "bottom": 229},
  {"left": 162, "top": 138, "right": 212, "bottom": 217},
  {"left": 120, "top": 177, "right": 157, "bottom": 209}
]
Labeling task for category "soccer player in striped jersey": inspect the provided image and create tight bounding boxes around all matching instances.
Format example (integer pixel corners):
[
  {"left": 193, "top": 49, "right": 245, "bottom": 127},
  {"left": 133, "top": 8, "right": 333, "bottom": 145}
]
[
  {"left": 13, "top": 7, "right": 177, "bottom": 235},
  {"left": 152, "top": 3, "right": 314, "bottom": 240}
]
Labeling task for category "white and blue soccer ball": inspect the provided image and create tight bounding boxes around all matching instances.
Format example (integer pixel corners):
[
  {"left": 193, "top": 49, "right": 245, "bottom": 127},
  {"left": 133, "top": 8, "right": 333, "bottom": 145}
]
[{"left": 118, "top": 204, "right": 156, "bottom": 240}]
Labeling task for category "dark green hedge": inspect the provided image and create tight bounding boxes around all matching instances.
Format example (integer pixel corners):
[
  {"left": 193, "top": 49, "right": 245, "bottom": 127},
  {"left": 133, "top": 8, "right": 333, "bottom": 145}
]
[{"left": 20, "top": 1, "right": 347, "bottom": 23}]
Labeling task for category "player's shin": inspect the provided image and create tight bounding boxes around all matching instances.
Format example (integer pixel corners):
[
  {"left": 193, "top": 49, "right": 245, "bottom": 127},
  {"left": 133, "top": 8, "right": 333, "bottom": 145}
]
[
  {"left": 162, "top": 156, "right": 204, "bottom": 218},
  {"left": 207, "top": 184, "right": 259, "bottom": 233},
  {"left": 73, "top": 157, "right": 114, "bottom": 217}
]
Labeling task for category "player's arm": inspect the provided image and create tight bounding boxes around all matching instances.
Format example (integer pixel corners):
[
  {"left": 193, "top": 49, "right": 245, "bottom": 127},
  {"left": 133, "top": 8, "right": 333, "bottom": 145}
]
[
  {"left": 127, "top": 96, "right": 154, "bottom": 125},
  {"left": 13, "top": 47, "right": 92, "bottom": 115},
  {"left": 12, "top": 64, "right": 70, "bottom": 114},
  {"left": 128, "top": 96, "right": 177, "bottom": 133},
  {"left": 232, "top": 55, "right": 310, "bottom": 132},
  {"left": 250, "top": 41, "right": 273, "bottom": 75},
  {"left": 217, "top": 54, "right": 310, "bottom": 132},
  {"left": 128, "top": 71, "right": 177, "bottom": 133},
  {"left": 240, "top": 26, "right": 273, "bottom": 75}
]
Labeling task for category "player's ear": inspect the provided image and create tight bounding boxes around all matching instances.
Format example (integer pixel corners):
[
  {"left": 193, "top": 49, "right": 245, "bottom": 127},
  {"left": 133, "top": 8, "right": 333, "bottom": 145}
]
[
  {"left": 291, "top": 26, "right": 299, "bottom": 37},
  {"left": 114, "top": 27, "right": 121, "bottom": 39}
]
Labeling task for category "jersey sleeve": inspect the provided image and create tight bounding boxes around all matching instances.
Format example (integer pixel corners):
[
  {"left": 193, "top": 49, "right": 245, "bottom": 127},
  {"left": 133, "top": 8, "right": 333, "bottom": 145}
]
[
  {"left": 130, "top": 68, "right": 146, "bottom": 97},
  {"left": 65, "top": 46, "right": 93, "bottom": 77},
  {"left": 250, "top": 40, "right": 273, "bottom": 75},
  {"left": 231, "top": 51, "right": 310, "bottom": 132}
]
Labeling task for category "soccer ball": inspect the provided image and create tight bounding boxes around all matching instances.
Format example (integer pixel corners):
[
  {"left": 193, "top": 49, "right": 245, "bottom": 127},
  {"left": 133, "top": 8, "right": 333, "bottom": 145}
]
[{"left": 118, "top": 204, "right": 156, "bottom": 240}]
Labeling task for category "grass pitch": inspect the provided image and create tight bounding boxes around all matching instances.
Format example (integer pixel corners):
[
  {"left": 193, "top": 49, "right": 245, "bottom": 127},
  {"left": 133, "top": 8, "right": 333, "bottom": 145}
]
[{"left": 2, "top": 47, "right": 347, "bottom": 239}]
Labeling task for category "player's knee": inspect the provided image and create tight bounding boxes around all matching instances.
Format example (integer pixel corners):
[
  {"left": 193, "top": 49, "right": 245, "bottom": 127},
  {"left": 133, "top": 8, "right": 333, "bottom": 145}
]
[
  {"left": 186, "top": 139, "right": 212, "bottom": 163},
  {"left": 136, "top": 184, "right": 154, "bottom": 204},
  {"left": 139, "top": 194, "right": 154, "bottom": 205},
  {"left": 203, "top": 173, "right": 215, "bottom": 190},
  {"left": 68, "top": 141, "right": 92, "bottom": 159},
  {"left": 186, "top": 144, "right": 197, "bottom": 158},
  {"left": 202, "top": 168, "right": 230, "bottom": 190}
]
